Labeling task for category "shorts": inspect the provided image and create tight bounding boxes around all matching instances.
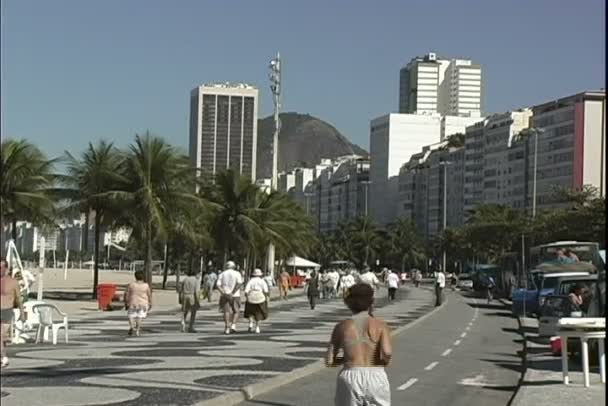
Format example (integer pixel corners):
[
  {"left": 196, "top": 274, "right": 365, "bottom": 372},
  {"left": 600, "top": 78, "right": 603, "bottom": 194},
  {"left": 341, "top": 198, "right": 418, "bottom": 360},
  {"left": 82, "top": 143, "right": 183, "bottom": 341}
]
[
  {"left": 181, "top": 294, "right": 199, "bottom": 312},
  {"left": 127, "top": 305, "right": 148, "bottom": 319},
  {"left": 219, "top": 294, "right": 241, "bottom": 314},
  {"left": 335, "top": 367, "right": 390, "bottom": 406},
  {"left": 0, "top": 308, "right": 14, "bottom": 324}
]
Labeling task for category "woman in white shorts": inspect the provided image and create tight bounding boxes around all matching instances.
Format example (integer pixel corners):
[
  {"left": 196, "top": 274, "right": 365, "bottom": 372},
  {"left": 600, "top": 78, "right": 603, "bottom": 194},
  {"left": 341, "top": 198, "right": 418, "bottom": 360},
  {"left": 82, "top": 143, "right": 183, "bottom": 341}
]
[
  {"left": 124, "top": 270, "right": 152, "bottom": 337},
  {"left": 326, "top": 283, "right": 392, "bottom": 406}
]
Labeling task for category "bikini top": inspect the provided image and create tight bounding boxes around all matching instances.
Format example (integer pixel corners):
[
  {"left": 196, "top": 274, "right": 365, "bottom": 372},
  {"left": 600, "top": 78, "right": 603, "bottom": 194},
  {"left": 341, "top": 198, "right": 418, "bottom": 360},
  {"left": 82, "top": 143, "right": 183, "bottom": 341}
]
[{"left": 344, "top": 313, "right": 375, "bottom": 349}]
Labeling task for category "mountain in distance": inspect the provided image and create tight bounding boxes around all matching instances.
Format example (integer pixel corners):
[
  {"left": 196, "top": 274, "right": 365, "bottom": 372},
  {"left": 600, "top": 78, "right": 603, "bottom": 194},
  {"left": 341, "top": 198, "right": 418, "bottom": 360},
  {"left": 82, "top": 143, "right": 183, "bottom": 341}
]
[{"left": 256, "top": 112, "right": 368, "bottom": 179}]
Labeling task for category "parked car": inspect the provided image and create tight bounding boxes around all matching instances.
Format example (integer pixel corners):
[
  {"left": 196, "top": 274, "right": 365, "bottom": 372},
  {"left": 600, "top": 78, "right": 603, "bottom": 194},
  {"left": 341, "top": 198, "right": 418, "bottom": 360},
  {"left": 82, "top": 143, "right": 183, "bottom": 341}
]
[
  {"left": 538, "top": 274, "right": 599, "bottom": 337},
  {"left": 511, "top": 262, "right": 594, "bottom": 316},
  {"left": 456, "top": 273, "right": 473, "bottom": 290}
]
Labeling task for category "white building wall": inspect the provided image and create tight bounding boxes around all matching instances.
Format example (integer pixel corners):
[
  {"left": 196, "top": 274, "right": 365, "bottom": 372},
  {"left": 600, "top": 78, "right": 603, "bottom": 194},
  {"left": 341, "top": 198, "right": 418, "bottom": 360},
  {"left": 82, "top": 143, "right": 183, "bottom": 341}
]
[
  {"left": 370, "top": 113, "right": 442, "bottom": 225},
  {"left": 582, "top": 98, "right": 605, "bottom": 194},
  {"left": 441, "top": 115, "right": 484, "bottom": 141}
]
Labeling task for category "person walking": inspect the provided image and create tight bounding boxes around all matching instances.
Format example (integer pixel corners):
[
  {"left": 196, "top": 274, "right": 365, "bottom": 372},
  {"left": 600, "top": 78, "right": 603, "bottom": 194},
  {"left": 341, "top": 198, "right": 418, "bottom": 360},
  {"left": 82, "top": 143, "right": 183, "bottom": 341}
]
[
  {"left": 340, "top": 271, "right": 356, "bottom": 298},
  {"left": 485, "top": 275, "right": 496, "bottom": 304},
  {"left": 202, "top": 270, "right": 218, "bottom": 303},
  {"left": 320, "top": 270, "right": 330, "bottom": 299},
  {"left": 278, "top": 269, "right": 291, "bottom": 300},
  {"left": 359, "top": 266, "right": 381, "bottom": 316},
  {"left": 328, "top": 269, "right": 340, "bottom": 299},
  {"left": 179, "top": 268, "right": 201, "bottom": 333},
  {"left": 386, "top": 270, "right": 400, "bottom": 301},
  {"left": 1, "top": 259, "right": 25, "bottom": 368},
  {"left": 217, "top": 261, "right": 243, "bottom": 335},
  {"left": 305, "top": 270, "right": 321, "bottom": 309},
  {"left": 435, "top": 269, "right": 446, "bottom": 306},
  {"left": 414, "top": 269, "right": 422, "bottom": 288},
  {"left": 244, "top": 268, "right": 270, "bottom": 333},
  {"left": 263, "top": 271, "right": 275, "bottom": 290},
  {"left": 326, "top": 283, "right": 392, "bottom": 406},
  {"left": 124, "top": 270, "right": 152, "bottom": 337}
]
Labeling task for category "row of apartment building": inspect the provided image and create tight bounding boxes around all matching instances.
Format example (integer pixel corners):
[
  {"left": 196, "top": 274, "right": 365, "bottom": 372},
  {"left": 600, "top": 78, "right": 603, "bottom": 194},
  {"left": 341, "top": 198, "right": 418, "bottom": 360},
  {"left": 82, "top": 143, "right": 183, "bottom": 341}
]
[{"left": 388, "top": 90, "right": 605, "bottom": 239}]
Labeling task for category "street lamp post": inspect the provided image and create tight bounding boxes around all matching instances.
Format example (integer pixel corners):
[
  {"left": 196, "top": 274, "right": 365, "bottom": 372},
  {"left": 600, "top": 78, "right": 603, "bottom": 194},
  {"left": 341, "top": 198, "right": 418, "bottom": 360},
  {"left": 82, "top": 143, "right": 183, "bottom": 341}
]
[
  {"left": 439, "top": 161, "right": 452, "bottom": 273},
  {"left": 267, "top": 52, "right": 281, "bottom": 281},
  {"left": 529, "top": 127, "right": 545, "bottom": 218}
]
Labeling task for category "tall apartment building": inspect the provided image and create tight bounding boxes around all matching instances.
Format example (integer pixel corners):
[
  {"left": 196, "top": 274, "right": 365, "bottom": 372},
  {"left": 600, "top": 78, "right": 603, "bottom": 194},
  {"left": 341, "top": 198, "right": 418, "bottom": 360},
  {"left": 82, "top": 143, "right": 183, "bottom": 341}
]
[
  {"left": 529, "top": 90, "right": 606, "bottom": 210},
  {"left": 399, "top": 52, "right": 482, "bottom": 117},
  {"left": 189, "top": 83, "right": 258, "bottom": 181},
  {"left": 302, "top": 156, "right": 370, "bottom": 233},
  {"left": 398, "top": 142, "right": 465, "bottom": 239},
  {"left": 369, "top": 113, "right": 479, "bottom": 225},
  {"left": 397, "top": 90, "right": 605, "bottom": 240}
]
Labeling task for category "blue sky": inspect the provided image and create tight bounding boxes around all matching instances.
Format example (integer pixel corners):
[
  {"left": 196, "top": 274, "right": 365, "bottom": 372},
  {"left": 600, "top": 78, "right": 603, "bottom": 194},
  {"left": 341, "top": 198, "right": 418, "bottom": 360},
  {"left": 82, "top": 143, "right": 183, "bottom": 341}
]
[{"left": 1, "top": 0, "right": 605, "bottom": 158}]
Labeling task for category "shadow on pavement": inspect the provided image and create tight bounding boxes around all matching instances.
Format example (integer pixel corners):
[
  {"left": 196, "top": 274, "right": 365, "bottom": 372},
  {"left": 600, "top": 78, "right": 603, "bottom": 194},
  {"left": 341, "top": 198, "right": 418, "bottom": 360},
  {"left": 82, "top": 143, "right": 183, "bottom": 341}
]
[
  {"left": 520, "top": 379, "right": 563, "bottom": 386},
  {"left": 480, "top": 358, "right": 522, "bottom": 374},
  {"left": 33, "top": 291, "right": 95, "bottom": 301},
  {"left": 484, "top": 311, "right": 514, "bottom": 318},
  {"left": 466, "top": 302, "right": 507, "bottom": 311}
]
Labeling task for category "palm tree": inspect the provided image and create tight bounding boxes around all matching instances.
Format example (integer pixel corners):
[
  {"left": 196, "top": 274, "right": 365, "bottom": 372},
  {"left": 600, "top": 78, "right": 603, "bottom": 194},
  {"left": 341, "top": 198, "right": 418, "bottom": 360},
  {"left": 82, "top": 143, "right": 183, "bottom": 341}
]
[
  {"left": 1, "top": 139, "right": 56, "bottom": 240},
  {"left": 119, "top": 132, "right": 202, "bottom": 283},
  {"left": 207, "top": 169, "right": 316, "bottom": 275},
  {"left": 343, "top": 216, "right": 381, "bottom": 270},
  {"left": 388, "top": 218, "right": 425, "bottom": 272},
  {"left": 61, "top": 140, "right": 125, "bottom": 298}
]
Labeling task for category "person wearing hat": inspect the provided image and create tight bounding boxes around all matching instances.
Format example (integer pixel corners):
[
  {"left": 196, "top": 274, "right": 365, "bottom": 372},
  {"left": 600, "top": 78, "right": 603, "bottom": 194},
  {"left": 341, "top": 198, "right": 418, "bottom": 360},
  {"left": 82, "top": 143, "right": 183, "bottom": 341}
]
[
  {"left": 244, "top": 268, "right": 270, "bottom": 333},
  {"left": 217, "top": 260, "right": 244, "bottom": 335}
]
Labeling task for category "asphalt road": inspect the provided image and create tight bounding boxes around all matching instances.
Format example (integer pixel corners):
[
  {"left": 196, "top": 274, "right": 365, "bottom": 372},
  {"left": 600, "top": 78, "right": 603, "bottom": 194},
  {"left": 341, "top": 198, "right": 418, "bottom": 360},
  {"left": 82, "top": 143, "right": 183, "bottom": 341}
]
[{"left": 237, "top": 290, "right": 522, "bottom": 406}]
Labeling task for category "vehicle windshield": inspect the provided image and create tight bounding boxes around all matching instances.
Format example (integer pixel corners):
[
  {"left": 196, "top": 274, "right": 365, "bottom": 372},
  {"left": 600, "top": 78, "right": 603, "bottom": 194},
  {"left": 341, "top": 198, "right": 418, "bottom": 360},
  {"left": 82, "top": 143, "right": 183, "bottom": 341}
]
[
  {"left": 540, "top": 277, "right": 559, "bottom": 291},
  {"left": 533, "top": 243, "right": 601, "bottom": 268}
]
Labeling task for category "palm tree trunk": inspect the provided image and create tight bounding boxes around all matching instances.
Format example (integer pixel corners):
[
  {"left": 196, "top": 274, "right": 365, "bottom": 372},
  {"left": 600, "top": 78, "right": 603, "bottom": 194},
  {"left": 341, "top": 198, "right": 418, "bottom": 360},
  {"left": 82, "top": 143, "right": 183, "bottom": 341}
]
[
  {"left": 92, "top": 213, "right": 101, "bottom": 299},
  {"left": 11, "top": 218, "right": 17, "bottom": 241},
  {"left": 83, "top": 211, "right": 89, "bottom": 253},
  {"left": 162, "top": 243, "right": 171, "bottom": 289},
  {"left": 145, "top": 219, "right": 153, "bottom": 284}
]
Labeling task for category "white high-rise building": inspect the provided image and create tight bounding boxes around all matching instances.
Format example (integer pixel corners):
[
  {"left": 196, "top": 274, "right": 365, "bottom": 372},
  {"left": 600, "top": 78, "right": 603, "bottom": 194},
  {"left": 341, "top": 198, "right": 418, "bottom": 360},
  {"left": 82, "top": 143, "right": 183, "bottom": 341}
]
[
  {"left": 369, "top": 113, "right": 442, "bottom": 224},
  {"left": 189, "top": 83, "right": 259, "bottom": 181},
  {"left": 399, "top": 52, "right": 482, "bottom": 117}
]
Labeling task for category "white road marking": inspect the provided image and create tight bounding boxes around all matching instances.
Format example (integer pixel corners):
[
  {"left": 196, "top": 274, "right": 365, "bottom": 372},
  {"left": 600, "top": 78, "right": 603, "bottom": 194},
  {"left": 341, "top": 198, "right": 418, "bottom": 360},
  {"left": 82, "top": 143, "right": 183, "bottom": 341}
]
[
  {"left": 397, "top": 378, "right": 418, "bottom": 390},
  {"left": 460, "top": 332, "right": 467, "bottom": 338},
  {"left": 459, "top": 374, "right": 503, "bottom": 388},
  {"left": 465, "top": 326, "right": 471, "bottom": 331},
  {"left": 454, "top": 339, "right": 462, "bottom": 346},
  {"left": 424, "top": 361, "right": 439, "bottom": 371},
  {"left": 441, "top": 348, "right": 452, "bottom": 356}
]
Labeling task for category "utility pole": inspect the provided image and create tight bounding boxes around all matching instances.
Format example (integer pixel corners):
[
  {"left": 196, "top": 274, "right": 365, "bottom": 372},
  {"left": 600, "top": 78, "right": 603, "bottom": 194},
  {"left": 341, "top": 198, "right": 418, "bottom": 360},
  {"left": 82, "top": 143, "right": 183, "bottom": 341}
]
[
  {"left": 267, "top": 52, "right": 281, "bottom": 280},
  {"left": 440, "top": 161, "right": 451, "bottom": 273}
]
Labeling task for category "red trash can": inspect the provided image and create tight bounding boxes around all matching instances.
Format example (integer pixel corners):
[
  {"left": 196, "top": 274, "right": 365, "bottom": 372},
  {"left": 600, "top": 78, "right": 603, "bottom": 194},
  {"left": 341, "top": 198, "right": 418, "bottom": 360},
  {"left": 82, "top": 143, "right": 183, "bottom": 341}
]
[{"left": 97, "top": 283, "right": 117, "bottom": 311}]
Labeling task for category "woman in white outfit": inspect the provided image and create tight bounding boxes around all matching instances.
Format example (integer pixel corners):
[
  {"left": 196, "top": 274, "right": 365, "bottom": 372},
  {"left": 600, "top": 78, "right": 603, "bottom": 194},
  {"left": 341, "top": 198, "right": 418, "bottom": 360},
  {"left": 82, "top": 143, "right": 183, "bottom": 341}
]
[{"left": 244, "top": 268, "right": 269, "bottom": 333}]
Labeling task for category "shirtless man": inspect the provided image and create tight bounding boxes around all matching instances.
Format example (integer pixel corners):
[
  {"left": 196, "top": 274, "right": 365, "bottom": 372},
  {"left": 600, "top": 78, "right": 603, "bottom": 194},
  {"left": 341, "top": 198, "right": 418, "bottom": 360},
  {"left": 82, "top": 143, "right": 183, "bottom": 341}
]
[
  {"left": 326, "top": 283, "right": 392, "bottom": 406},
  {"left": 1, "top": 259, "right": 25, "bottom": 368}
]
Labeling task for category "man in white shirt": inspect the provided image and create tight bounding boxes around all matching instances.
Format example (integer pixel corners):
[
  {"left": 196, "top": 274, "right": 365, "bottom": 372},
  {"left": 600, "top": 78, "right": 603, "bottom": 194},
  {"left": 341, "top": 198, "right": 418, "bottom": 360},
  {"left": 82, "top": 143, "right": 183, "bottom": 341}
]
[
  {"left": 216, "top": 260, "right": 243, "bottom": 335},
  {"left": 435, "top": 269, "right": 446, "bottom": 306},
  {"left": 327, "top": 269, "right": 340, "bottom": 299},
  {"left": 340, "top": 272, "right": 356, "bottom": 297},
  {"left": 359, "top": 267, "right": 380, "bottom": 289},
  {"left": 263, "top": 272, "right": 274, "bottom": 289},
  {"left": 386, "top": 270, "right": 400, "bottom": 301}
]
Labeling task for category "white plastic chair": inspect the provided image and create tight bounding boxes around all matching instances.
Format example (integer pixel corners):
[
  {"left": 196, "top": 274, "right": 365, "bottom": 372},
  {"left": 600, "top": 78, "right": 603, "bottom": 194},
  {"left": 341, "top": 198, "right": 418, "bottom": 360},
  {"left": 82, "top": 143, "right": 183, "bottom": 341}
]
[
  {"left": 33, "top": 303, "right": 69, "bottom": 345},
  {"left": 10, "top": 300, "right": 45, "bottom": 344}
]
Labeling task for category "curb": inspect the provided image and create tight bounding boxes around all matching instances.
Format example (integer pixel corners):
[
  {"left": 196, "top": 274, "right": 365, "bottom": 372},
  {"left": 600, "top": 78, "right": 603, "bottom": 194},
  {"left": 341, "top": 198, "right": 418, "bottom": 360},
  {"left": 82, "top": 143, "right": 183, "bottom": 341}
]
[
  {"left": 507, "top": 315, "right": 529, "bottom": 406},
  {"left": 193, "top": 288, "right": 444, "bottom": 406}
]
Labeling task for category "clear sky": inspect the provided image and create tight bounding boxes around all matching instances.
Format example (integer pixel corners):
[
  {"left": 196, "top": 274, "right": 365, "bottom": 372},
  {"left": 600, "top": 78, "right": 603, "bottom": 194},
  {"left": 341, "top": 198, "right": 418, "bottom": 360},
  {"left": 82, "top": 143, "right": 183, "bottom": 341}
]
[{"left": 1, "top": 0, "right": 605, "bottom": 158}]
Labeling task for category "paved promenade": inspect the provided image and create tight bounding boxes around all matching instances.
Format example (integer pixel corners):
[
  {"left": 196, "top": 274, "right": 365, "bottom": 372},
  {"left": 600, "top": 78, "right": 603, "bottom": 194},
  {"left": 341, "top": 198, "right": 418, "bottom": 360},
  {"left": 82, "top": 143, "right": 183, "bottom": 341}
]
[
  {"left": 1, "top": 284, "right": 434, "bottom": 406},
  {"left": 511, "top": 317, "right": 605, "bottom": 406}
]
